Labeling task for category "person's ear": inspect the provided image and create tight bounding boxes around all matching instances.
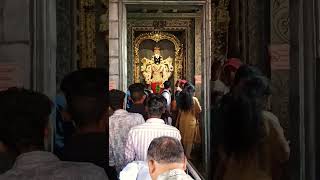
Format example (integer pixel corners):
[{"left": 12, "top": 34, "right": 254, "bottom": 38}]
[
  {"left": 44, "top": 127, "right": 49, "bottom": 138},
  {"left": 61, "top": 110, "right": 72, "bottom": 122},
  {"left": 123, "top": 100, "right": 126, "bottom": 109},
  {"left": 0, "top": 141, "right": 7, "bottom": 153},
  {"left": 148, "top": 160, "right": 156, "bottom": 175},
  {"left": 43, "top": 121, "right": 50, "bottom": 151},
  {"left": 182, "top": 156, "right": 187, "bottom": 170}
]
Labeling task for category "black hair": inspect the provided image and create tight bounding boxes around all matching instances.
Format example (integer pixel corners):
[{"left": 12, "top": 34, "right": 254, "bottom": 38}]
[
  {"left": 163, "top": 81, "right": 171, "bottom": 89},
  {"left": 146, "top": 95, "right": 166, "bottom": 117},
  {"left": 129, "top": 83, "right": 145, "bottom": 102},
  {"left": 147, "top": 136, "right": 184, "bottom": 164},
  {"left": 109, "top": 89, "right": 126, "bottom": 111},
  {"left": 242, "top": 76, "right": 271, "bottom": 98},
  {"left": 62, "top": 68, "right": 108, "bottom": 128},
  {"left": 0, "top": 88, "right": 52, "bottom": 151},
  {"left": 211, "top": 60, "right": 223, "bottom": 81},
  {"left": 128, "top": 83, "right": 145, "bottom": 93},
  {"left": 233, "top": 65, "right": 262, "bottom": 87},
  {"left": 69, "top": 96, "right": 107, "bottom": 128},
  {"left": 159, "top": 95, "right": 168, "bottom": 108},
  {"left": 177, "top": 84, "right": 195, "bottom": 112},
  {"left": 221, "top": 76, "right": 270, "bottom": 158},
  {"left": 61, "top": 68, "right": 108, "bottom": 101}
]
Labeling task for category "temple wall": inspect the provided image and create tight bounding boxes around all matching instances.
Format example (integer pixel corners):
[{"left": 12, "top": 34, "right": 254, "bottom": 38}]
[
  {"left": 0, "top": 0, "right": 31, "bottom": 89},
  {"left": 109, "top": 0, "right": 211, "bottom": 92},
  {"left": 56, "top": 0, "right": 74, "bottom": 93},
  {"left": 270, "top": 0, "right": 290, "bottom": 135},
  {"left": 109, "top": 0, "right": 121, "bottom": 90}
]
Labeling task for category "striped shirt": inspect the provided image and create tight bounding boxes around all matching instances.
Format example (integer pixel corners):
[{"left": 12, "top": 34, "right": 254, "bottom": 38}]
[{"left": 125, "top": 118, "right": 181, "bottom": 162}]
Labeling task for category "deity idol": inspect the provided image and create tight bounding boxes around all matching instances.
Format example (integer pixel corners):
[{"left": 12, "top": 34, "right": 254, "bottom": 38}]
[{"left": 141, "top": 47, "right": 174, "bottom": 87}]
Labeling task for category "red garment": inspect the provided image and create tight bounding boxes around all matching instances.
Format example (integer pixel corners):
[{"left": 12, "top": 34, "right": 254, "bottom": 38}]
[
  {"left": 151, "top": 82, "right": 162, "bottom": 94},
  {"left": 224, "top": 58, "right": 242, "bottom": 70}
]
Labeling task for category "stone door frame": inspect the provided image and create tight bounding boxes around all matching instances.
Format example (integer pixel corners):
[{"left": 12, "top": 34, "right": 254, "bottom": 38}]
[{"left": 109, "top": 0, "right": 212, "bottom": 178}]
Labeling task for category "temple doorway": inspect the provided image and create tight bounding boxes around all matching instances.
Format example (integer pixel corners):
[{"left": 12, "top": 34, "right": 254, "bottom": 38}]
[
  {"left": 108, "top": 2, "right": 211, "bottom": 179},
  {"left": 122, "top": 3, "right": 211, "bottom": 178}
]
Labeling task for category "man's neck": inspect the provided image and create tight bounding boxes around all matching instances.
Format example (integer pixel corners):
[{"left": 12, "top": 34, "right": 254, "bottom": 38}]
[
  {"left": 133, "top": 100, "right": 144, "bottom": 105},
  {"left": 77, "top": 124, "right": 105, "bottom": 134},
  {"left": 0, "top": 142, "right": 7, "bottom": 153},
  {"left": 149, "top": 115, "right": 161, "bottom": 119}
]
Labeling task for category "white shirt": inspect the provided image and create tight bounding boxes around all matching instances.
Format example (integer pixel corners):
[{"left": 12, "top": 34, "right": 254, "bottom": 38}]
[
  {"left": 119, "top": 161, "right": 151, "bottom": 180},
  {"left": 125, "top": 118, "right": 181, "bottom": 162},
  {"left": 161, "top": 89, "right": 171, "bottom": 107}
]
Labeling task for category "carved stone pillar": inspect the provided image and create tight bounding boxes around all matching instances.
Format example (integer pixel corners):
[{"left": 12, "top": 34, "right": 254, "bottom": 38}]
[
  {"left": 56, "top": 0, "right": 74, "bottom": 91},
  {"left": 289, "top": 0, "right": 319, "bottom": 179},
  {"left": 78, "top": 0, "right": 96, "bottom": 68},
  {"left": 32, "top": 0, "right": 57, "bottom": 98},
  {"left": 108, "top": 0, "right": 122, "bottom": 90},
  {"left": 269, "top": 0, "right": 290, "bottom": 148},
  {"left": 242, "top": 0, "right": 270, "bottom": 74},
  {"left": 211, "top": 0, "right": 230, "bottom": 63}
]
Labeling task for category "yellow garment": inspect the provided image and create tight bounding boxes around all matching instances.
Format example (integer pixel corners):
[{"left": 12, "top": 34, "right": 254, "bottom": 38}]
[
  {"left": 176, "top": 97, "right": 201, "bottom": 158},
  {"left": 214, "top": 111, "right": 290, "bottom": 180}
]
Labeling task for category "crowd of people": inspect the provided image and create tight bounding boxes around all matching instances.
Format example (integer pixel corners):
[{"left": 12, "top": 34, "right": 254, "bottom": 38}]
[
  {"left": 109, "top": 78, "right": 202, "bottom": 179},
  {"left": 0, "top": 59, "right": 290, "bottom": 180}
]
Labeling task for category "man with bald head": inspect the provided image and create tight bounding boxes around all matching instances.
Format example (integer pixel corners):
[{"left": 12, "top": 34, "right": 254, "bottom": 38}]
[{"left": 147, "top": 136, "right": 193, "bottom": 180}]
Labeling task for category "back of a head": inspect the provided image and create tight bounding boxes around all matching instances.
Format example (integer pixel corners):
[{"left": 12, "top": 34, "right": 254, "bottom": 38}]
[
  {"left": 129, "top": 83, "right": 145, "bottom": 92},
  {"left": 61, "top": 68, "right": 107, "bottom": 98},
  {"left": 177, "top": 84, "right": 195, "bottom": 112},
  {"left": 242, "top": 76, "right": 271, "bottom": 99},
  {"left": 222, "top": 77, "right": 268, "bottom": 157},
  {"left": 233, "top": 65, "right": 262, "bottom": 87},
  {"left": 146, "top": 95, "right": 166, "bottom": 117},
  {"left": 147, "top": 136, "right": 184, "bottom": 164},
  {"left": 0, "top": 88, "right": 52, "bottom": 151},
  {"left": 163, "top": 81, "right": 171, "bottom": 89},
  {"left": 109, "top": 89, "right": 126, "bottom": 111},
  {"left": 64, "top": 68, "right": 108, "bottom": 128},
  {"left": 69, "top": 96, "right": 107, "bottom": 128},
  {"left": 129, "top": 83, "right": 145, "bottom": 102}
]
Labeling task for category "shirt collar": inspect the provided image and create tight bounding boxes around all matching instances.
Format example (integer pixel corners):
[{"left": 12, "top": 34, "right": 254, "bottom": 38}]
[
  {"left": 13, "top": 151, "right": 59, "bottom": 169},
  {"left": 113, "top": 109, "right": 128, "bottom": 115},
  {"left": 158, "top": 169, "right": 188, "bottom": 179},
  {"left": 146, "top": 118, "right": 165, "bottom": 124}
]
